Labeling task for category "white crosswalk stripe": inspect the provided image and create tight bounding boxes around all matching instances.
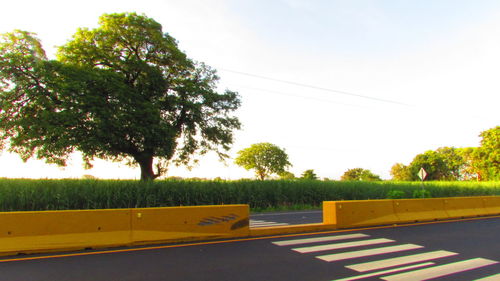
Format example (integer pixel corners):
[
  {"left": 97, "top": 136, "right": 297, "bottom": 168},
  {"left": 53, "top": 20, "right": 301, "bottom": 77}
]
[
  {"left": 331, "top": 262, "right": 435, "bottom": 281},
  {"left": 345, "top": 250, "right": 458, "bottom": 272},
  {"left": 381, "top": 258, "right": 499, "bottom": 281},
  {"left": 293, "top": 238, "right": 394, "bottom": 254},
  {"left": 249, "top": 219, "right": 289, "bottom": 228},
  {"left": 272, "top": 233, "right": 369, "bottom": 246},
  {"left": 317, "top": 244, "right": 424, "bottom": 262},
  {"left": 271, "top": 233, "right": 499, "bottom": 281}
]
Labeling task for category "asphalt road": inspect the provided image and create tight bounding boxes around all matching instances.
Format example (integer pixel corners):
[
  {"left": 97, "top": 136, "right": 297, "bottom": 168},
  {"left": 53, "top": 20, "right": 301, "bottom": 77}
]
[
  {"left": 250, "top": 209, "right": 323, "bottom": 227},
  {"left": 1, "top": 216, "right": 499, "bottom": 281}
]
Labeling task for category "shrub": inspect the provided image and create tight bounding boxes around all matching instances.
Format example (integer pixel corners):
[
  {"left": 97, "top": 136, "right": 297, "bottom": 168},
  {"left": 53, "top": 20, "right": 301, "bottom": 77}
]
[
  {"left": 386, "top": 190, "right": 406, "bottom": 199},
  {"left": 413, "top": 189, "right": 432, "bottom": 198}
]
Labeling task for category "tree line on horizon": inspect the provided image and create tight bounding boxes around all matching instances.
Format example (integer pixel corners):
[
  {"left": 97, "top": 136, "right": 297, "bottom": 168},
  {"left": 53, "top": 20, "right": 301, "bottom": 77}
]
[
  {"left": 390, "top": 125, "right": 499, "bottom": 182},
  {"left": 234, "top": 126, "right": 499, "bottom": 182}
]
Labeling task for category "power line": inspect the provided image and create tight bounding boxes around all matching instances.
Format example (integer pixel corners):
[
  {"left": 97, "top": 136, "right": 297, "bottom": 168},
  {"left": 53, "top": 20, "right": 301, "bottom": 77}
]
[
  {"left": 233, "top": 85, "right": 366, "bottom": 108},
  {"left": 220, "top": 68, "right": 409, "bottom": 106}
]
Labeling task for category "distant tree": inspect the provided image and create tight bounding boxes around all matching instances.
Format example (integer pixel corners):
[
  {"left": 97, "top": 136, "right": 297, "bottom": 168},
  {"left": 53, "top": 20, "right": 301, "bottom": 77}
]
[
  {"left": 301, "top": 169, "right": 318, "bottom": 180},
  {"left": 457, "top": 147, "right": 481, "bottom": 181},
  {"left": 340, "top": 168, "right": 381, "bottom": 181},
  {"left": 475, "top": 126, "right": 500, "bottom": 180},
  {"left": 408, "top": 147, "right": 465, "bottom": 181},
  {"left": 390, "top": 163, "right": 412, "bottom": 181},
  {"left": 341, "top": 168, "right": 363, "bottom": 181},
  {"left": 234, "top": 143, "right": 291, "bottom": 180},
  {"left": 391, "top": 127, "right": 498, "bottom": 182},
  {"left": 408, "top": 150, "right": 447, "bottom": 181},
  {"left": 436, "top": 147, "right": 464, "bottom": 180},
  {"left": 279, "top": 171, "right": 295, "bottom": 180},
  {"left": 0, "top": 13, "right": 241, "bottom": 181}
]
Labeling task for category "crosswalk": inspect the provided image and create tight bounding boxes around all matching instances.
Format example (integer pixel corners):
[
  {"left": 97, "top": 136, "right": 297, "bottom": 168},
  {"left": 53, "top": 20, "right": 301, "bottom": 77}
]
[
  {"left": 250, "top": 219, "right": 290, "bottom": 228},
  {"left": 272, "top": 233, "right": 499, "bottom": 281}
]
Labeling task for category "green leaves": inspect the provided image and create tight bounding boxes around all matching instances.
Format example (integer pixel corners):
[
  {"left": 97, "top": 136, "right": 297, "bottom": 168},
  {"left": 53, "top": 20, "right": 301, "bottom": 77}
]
[
  {"left": 390, "top": 163, "right": 412, "bottom": 181},
  {"left": 234, "top": 143, "right": 292, "bottom": 180},
  {"left": 340, "top": 168, "right": 382, "bottom": 181},
  {"left": 1, "top": 179, "right": 497, "bottom": 212},
  {"left": 0, "top": 13, "right": 241, "bottom": 180},
  {"left": 301, "top": 169, "right": 318, "bottom": 180},
  {"left": 390, "top": 126, "right": 499, "bottom": 182},
  {"left": 408, "top": 150, "right": 450, "bottom": 181},
  {"left": 475, "top": 126, "right": 500, "bottom": 180}
]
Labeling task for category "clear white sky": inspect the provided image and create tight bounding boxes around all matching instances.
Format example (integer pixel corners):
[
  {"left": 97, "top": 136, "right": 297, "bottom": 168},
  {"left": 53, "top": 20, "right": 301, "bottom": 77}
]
[{"left": 1, "top": 0, "right": 499, "bottom": 180}]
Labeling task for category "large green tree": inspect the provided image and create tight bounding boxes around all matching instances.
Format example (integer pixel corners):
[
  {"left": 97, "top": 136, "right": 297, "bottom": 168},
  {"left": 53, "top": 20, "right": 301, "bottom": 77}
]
[
  {"left": 234, "top": 143, "right": 291, "bottom": 180},
  {"left": 0, "top": 13, "right": 241, "bottom": 180}
]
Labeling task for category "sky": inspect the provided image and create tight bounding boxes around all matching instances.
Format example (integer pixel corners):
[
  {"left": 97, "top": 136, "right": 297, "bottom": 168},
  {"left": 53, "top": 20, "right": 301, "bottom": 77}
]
[{"left": 0, "top": 0, "right": 499, "bottom": 180}]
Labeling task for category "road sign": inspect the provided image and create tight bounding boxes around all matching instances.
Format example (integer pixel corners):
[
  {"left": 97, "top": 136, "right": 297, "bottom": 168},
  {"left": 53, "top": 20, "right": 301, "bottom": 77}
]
[{"left": 418, "top": 168, "right": 427, "bottom": 181}]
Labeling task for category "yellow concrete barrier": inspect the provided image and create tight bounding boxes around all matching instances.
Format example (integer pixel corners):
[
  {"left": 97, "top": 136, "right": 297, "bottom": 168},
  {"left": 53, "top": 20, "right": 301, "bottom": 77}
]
[
  {"left": 324, "top": 196, "right": 500, "bottom": 229},
  {"left": 0, "top": 205, "right": 250, "bottom": 256},
  {"left": 481, "top": 196, "right": 500, "bottom": 215},
  {"left": 1, "top": 197, "right": 498, "bottom": 256},
  {"left": 0, "top": 209, "right": 132, "bottom": 255},
  {"left": 130, "top": 205, "right": 249, "bottom": 244},
  {"left": 323, "top": 200, "right": 399, "bottom": 228},
  {"left": 443, "top": 197, "right": 485, "bottom": 218},
  {"left": 393, "top": 198, "right": 449, "bottom": 223}
]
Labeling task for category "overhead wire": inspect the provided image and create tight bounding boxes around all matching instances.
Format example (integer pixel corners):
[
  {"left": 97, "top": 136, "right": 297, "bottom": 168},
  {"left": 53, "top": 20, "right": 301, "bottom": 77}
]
[
  {"left": 220, "top": 68, "right": 410, "bottom": 106},
  {"left": 231, "top": 85, "right": 367, "bottom": 108}
]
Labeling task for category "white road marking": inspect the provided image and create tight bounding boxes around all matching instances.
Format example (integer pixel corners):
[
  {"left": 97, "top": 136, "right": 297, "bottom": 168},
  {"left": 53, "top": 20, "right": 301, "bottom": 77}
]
[
  {"left": 346, "top": 250, "right": 458, "bottom": 272},
  {"left": 271, "top": 232, "right": 499, "bottom": 280},
  {"left": 249, "top": 220, "right": 290, "bottom": 227},
  {"left": 381, "top": 258, "right": 499, "bottom": 281},
  {"left": 293, "top": 238, "right": 394, "bottom": 254},
  {"left": 331, "top": 262, "right": 435, "bottom": 281},
  {"left": 251, "top": 223, "right": 290, "bottom": 227},
  {"left": 316, "top": 244, "right": 424, "bottom": 262},
  {"left": 251, "top": 210, "right": 322, "bottom": 217},
  {"left": 272, "top": 233, "right": 370, "bottom": 246}
]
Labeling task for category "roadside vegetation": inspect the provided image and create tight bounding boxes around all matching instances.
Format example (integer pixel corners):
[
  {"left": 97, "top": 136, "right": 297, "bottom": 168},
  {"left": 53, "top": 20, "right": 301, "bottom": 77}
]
[
  {"left": 0, "top": 13, "right": 498, "bottom": 215},
  {"left": 0, "top": 178, "right": 498, "bottom": 212}
]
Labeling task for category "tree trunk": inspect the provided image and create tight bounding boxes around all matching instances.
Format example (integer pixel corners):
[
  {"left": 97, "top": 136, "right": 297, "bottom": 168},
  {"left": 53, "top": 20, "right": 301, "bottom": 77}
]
[
  {"left": 137, "top": 155, "right": 158, "bottom": 181},
  {"left": 257, "top": 169, "right": 266, "bottom": 181}
]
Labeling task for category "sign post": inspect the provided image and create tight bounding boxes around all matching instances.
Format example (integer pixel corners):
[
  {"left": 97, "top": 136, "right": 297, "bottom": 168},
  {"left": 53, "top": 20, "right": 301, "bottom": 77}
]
[{"left": 418, "top": 167, "right": 427, "bottom": 198}]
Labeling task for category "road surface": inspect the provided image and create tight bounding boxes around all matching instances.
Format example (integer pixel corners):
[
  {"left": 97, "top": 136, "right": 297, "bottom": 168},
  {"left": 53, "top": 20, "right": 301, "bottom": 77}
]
[
  {"left": 0, "top": 216, "right": 498, "bottom": 281},
  {"left": 250, "top": 209, "right": 323, "bottom": 227}
]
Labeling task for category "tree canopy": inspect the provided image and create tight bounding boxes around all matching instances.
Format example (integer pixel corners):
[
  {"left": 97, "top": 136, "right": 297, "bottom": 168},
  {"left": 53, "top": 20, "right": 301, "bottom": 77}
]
[
  {"left": 389, "top": 126, "right": 499, "bottom": 181},
  {"left": 234, "top": 142, "right": 291, "bottom": 180},
  {"left": 475, "top": 126, "right": 500, "bottom": 180},
  {"left": 300, "top": 169, "right": 318, "bottom": 180},
  {"left": 407, "top": 148, "right": 463, "bottom": 181},
  {"left": 390, "top": 163, "right": 412, "bottom": 181},
  {"left": 0, "top": 13, "right": 241, "bottom": 180},
  {"left": 279, "top": 171, "right": 295, "bottom": 180},
  {"left": 340, "top": 168, "right": 381, "bottom": 181}
]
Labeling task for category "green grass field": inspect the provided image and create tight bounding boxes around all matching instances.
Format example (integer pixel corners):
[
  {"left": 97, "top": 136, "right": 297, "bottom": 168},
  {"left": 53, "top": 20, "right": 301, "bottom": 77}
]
[{"left": 0, "top": 178, "right": 498, "bottom": 212}]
